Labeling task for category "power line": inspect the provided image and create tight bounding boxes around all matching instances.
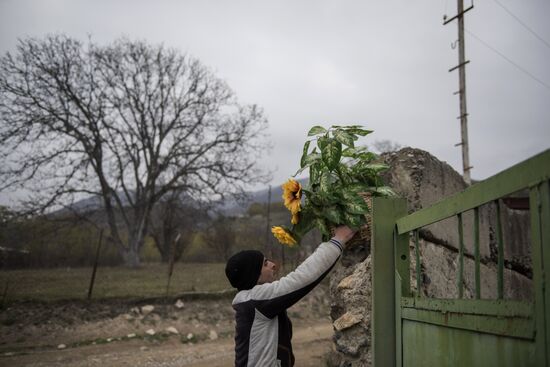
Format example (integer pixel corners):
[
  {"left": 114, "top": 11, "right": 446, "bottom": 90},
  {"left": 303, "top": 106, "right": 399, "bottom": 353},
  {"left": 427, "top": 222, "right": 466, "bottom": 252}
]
[
  {"left": 465, "top": 29, "right": 550, "bottom": 91},
  {"left": 492, "top": 0, "right": 550, "bottom": 50}
]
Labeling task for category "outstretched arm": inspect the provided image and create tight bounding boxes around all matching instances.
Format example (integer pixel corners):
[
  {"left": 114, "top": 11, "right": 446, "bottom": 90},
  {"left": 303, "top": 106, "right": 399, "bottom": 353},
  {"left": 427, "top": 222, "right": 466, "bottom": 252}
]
[{"left": 251, "top": 226, "right": 356, "bottom": 319}]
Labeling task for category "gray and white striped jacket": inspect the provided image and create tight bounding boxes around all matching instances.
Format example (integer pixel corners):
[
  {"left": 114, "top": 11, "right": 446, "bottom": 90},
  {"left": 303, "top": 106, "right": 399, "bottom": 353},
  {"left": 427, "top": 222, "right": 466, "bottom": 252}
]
[{"left": 231, "top": 239, "right": 343, "bottom": 367}]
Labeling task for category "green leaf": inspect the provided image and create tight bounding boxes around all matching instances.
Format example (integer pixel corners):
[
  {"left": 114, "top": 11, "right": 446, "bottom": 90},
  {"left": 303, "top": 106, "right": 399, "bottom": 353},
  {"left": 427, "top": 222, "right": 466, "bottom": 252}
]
[
  {"left": 331, "top": 124, "right": 363, "bottom": 129},
  {"left": 342, "top": 146, "right": 369, "bottom": 158},
  {"left": 343, "top": 211, "right": 366, "bottom": 229},
  {"left": 346, "top": 128, "right": 373, "bottom": 136},
  {"left": 321, "top": 138, "right": 342, "bottom": 171},
  {"left": 341, "top": 188, "right": 361, "bottom": 202},
  {"left": 294, "top": 166, "right": 307, "bottom": 177},
  {"left": 342, "top": 191, "right": 370, "bottom": 214},
  {"left": 300, "top": 140, "right": 312, "bottom": 168},
  {"left": 352, "top": 162, "right": 389, "bottom": 177},
  {"left": 309, "top": 163, "right": 321, "bottom": 185},
  {"left": 344, "top": 204, "right": 369, "bottom": 216},
  {"left": 307, "top": 125, "right": 327, "bottom": 136},
  {"left": 316, "top": 135, "right": 328, "bottom": 150},
  {"left": 303, "top": 152, "right": 321, "bottom": 164},
  {"left": 323, "top": 206, "right": 344, "bottom": 225},
  {"left": 294, "top": 150, "right": 321, "bottom": 176},
  {"left": 314, "top": 217, "right": 330, "bottom": 237},
  {"left": 333, "top": 130, "right": 356, "bottom": 147},
  {"left": 336, "top": 164, "right": 352, "bottom": 186},
  {"left": 363, "top": 163, "right": 390, "bottom": 172},
  {"left": 356, "top": 152, "right": 378, "bottom": 162},
  {"left": 372, "top": 186, "right": 397, "bottom": 197},
  {"left": 292, "top": 210, "right": 315, "bottom": 236},
  {"left": 319, "top": 169, "right": 332, "bottom": 196},
  {"left": 342, "top": 147, "right": 356, "bottom": 158},
  {"left": 345, "top": 183, "right": 373, "bottom": 194}
]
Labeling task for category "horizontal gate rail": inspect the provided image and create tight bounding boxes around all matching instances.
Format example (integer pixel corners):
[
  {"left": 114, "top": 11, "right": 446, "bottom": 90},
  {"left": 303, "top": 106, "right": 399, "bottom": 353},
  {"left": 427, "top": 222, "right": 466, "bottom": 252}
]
[
  {"left": 401, "top": 308, "right": 534, "bottom": 340},
  {"left": 400, "top": 297, "right": 533, "bottom": 317},
  {"left": 400, "top": 297, "right": 535, "bottom": 339}
]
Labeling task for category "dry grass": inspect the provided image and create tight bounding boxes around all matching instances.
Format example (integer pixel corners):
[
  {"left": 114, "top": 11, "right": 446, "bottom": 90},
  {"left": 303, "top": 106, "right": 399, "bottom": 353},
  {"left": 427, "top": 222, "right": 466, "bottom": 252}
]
[{"left": 0, "top": 263, "right": 230, "bottom": 302}]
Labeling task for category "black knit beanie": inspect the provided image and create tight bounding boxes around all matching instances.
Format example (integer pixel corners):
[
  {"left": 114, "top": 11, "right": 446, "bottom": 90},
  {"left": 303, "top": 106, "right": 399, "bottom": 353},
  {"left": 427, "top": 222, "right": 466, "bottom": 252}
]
[{"left": 225, "top": 250, "right": 264, "bottom": 290}]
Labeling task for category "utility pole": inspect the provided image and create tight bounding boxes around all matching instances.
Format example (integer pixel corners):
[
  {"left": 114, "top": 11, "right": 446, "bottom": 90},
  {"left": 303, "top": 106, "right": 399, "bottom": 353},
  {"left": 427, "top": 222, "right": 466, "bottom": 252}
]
[{"left": 444, "top": 0, "right": 474, "bottom": 185}]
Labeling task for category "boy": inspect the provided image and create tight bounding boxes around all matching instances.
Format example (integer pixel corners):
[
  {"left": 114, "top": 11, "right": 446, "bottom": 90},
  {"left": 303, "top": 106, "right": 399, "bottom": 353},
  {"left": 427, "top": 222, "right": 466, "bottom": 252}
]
[{"left": 225, "top": 225, "right": 355, "bottom": 367}]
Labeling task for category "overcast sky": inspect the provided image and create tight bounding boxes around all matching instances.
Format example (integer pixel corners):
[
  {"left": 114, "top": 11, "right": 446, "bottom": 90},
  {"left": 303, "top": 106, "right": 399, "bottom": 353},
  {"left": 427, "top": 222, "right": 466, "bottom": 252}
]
[{"left": 1, "top": 0, "right": 549, "bottom": 199}]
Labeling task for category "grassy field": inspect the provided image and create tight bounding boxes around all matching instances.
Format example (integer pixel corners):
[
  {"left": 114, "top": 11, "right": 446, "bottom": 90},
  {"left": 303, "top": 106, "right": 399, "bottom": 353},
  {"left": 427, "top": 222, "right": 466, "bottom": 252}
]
[{"left": 0, "top": 263, "right": 231, "bottom": 302}]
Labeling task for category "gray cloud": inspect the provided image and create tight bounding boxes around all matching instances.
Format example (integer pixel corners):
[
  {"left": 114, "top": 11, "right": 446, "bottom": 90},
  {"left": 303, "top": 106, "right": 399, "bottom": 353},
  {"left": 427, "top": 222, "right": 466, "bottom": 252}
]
[{"left": 0, "top": 0, "right": 548, "bottom": 201}]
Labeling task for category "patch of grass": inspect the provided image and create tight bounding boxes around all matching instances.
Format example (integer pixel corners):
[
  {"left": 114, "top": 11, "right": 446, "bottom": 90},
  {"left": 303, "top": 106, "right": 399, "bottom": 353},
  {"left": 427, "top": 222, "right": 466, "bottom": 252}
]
[{"left": 0, "top": 263, "right": 230, "bottom": 302}]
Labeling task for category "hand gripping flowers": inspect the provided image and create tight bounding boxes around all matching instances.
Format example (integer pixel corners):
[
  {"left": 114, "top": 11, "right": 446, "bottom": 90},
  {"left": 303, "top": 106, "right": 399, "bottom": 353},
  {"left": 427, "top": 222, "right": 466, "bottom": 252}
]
[{"left": 271, "top": 125, "right": 395, "bottom": 246}]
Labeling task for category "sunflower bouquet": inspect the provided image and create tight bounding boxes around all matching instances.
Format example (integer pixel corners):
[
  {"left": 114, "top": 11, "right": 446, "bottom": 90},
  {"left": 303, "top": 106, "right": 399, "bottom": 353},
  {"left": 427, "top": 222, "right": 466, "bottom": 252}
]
[{"left": 271, "top": 125, "right": 395, "bottom": 246}]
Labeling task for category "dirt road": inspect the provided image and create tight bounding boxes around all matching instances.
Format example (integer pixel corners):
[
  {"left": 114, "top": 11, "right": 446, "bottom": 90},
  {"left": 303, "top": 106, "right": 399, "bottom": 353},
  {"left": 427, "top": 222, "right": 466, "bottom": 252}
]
[{"left": 2, "top": 321, "right": 332, "bottom": 367}]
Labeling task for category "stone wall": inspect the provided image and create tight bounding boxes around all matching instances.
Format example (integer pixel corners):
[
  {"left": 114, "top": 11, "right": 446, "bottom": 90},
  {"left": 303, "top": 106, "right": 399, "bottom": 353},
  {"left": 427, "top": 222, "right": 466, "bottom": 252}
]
[{"left": 327, "top": 148, "right": 533, "bottom": 366}]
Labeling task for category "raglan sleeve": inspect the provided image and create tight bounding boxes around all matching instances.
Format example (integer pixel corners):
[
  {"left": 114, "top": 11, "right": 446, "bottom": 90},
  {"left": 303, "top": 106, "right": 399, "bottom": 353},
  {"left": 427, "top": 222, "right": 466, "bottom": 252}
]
[{"left": 250, "top": 239, "right": 343, "bottom": 319}]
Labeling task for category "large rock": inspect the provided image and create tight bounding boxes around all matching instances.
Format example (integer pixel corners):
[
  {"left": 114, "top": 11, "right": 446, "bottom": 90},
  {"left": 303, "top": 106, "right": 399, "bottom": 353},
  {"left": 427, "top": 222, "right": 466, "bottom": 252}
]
[{"left": 329, "top": 254, "right": 373, "bottom": 366}]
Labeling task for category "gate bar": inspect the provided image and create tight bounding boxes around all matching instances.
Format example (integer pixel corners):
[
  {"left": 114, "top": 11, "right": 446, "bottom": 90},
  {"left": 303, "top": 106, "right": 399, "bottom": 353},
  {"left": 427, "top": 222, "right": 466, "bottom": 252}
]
[
  {"left": 530, "top": 181, "right": 550, "bottom": 366},
  {"left": 474, "top": 207, "right": 481, "bottom": 299},
  {"left": 372, "top": 197, "right": 407, "bottom": 367},
  {"left": 415, "top": 230, "right": 421, "bottom": 297},
  {"left": 495, "top": 200, "right": 504, "bottom": 299},
  {"left": 458, "top": 213, "right": 465, "bottom": 298}
]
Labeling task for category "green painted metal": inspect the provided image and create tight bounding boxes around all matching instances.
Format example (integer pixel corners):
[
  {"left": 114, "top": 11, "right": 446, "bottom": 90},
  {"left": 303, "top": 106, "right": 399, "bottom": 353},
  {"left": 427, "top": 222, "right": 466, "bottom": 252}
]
[
  {"left": 530, "top": 181, "right": 550, "bottom": 366},
  {"left": 414, "top": 230, "right": 421, "bottom": 297},
  {"left": 474, "top": 207, "right": 481, "bottom": 299},
  {"left": 401, "top": 297, "right": 533, "bottom": 317},
  {"left": 541, "top": 181, "right": 550, "bottom": 366},
  {"left": 395, "top": 218, "right": 410, "bottom": 298},
  {"left": 496, "top": 200, "right": 504, "bottom": 299},
  {"left": 371, "top": 197, "right": 407, "bottom": 367},
  {"left": 457, "top": 213, "right": 465, "bottom": 299},
  {"left": 401, "top": 308, "right": 534, "bottom": 340},
  {"left": 395, "top": 271, "right": 403, "bottom": 367},
  {"left": 396, "top": 148, "right": 550, "bottom": 234},
  {"left": 540, "top": 181, "right": 550, "bottom": 365},
  {"left": 402, "top": 320, "right": 537, "bottom": 366},
  {"left": 370, "top": 152, "right": 550, "bottom": 366}
]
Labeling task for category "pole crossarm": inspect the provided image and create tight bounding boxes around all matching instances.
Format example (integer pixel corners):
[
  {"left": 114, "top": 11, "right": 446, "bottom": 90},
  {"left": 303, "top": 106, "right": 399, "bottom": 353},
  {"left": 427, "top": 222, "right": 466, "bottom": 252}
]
[
  {"left": 443, "top": 5, "right": 474, "bottom": 25},
  {"left": 449, "top": 60, "right": 470, "bottom": 72}
]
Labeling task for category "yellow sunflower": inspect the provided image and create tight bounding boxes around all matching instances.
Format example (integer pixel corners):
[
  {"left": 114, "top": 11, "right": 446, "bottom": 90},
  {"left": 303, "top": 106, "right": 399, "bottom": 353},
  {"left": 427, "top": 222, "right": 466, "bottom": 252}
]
[
  {"left": 271, "top": 226, "right": 297, "bottom": 246},
  {"left": 282, "top": 179, "right": 302, "bottom": 214}
]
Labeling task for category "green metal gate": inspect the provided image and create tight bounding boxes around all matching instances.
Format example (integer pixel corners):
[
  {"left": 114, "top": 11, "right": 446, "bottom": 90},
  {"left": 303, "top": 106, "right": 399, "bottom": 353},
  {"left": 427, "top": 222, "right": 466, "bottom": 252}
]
[{"left": 371, "top": 149, "right": 550, "bottom": 366}]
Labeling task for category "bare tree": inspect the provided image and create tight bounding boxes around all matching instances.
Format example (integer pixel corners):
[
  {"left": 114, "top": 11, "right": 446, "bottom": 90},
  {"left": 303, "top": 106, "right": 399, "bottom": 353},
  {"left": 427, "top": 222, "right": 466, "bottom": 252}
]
[
  {"left": 0, "top": 35, "right": 269, "bottom": 266},
  {"left": 373, "top": 139, "right": 403, "bottom": 153},
  {"left": 148, "top": 192, "right": 207, "bottom": 263},
  {"left": 204, "top": 215, "right": 236, "bottom": 262}
]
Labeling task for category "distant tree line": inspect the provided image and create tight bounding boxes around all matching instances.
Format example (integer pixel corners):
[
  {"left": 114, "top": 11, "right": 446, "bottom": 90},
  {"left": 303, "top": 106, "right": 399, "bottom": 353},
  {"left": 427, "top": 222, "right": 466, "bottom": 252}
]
[{"left": 0, "top": 199, "right": 316, "bottom": 269}]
